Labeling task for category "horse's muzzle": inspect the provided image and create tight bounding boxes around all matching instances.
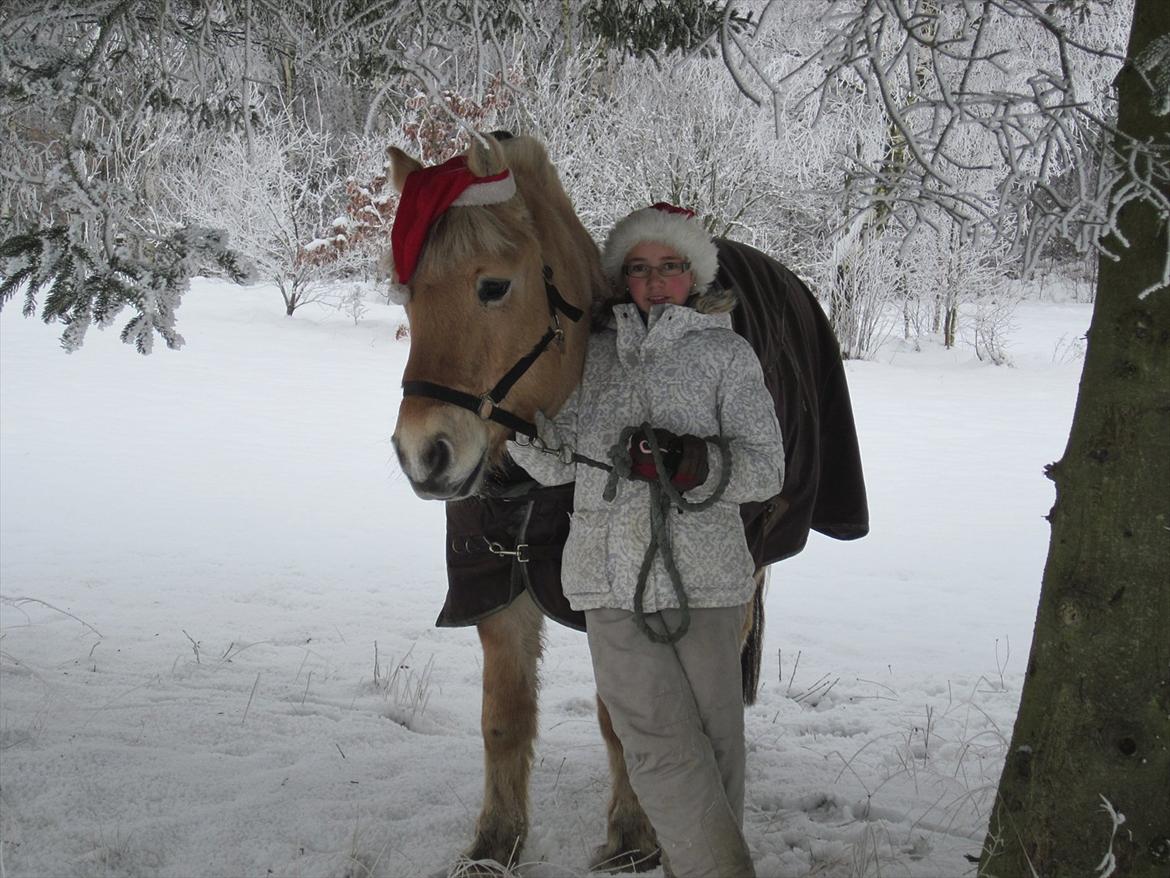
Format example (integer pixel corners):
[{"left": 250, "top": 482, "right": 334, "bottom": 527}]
[{"left": 393, "top": 432, "right": 487, "bottom": 501}]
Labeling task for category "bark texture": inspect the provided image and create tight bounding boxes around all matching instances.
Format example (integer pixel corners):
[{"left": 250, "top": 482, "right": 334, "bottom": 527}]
[{"left": 980, "top": 0, "right": 1170, "bottom": 874}]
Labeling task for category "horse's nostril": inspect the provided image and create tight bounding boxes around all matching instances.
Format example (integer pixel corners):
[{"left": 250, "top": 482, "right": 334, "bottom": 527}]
[{"left": 423, "top": 436, "right": 452, "bottom": 476}]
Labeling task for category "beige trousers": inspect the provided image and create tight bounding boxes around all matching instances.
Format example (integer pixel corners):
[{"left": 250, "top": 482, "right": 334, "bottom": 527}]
[{"left": 586, "top": 605, "right": 755, "bottom": 878}]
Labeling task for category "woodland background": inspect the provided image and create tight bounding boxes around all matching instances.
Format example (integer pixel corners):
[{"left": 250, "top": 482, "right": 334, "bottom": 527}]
[{"left": 0, "top": 1, "right": 1140, "bottom": 360}]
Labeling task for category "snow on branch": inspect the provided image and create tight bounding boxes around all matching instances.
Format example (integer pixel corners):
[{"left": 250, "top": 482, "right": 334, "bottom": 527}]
[
  {"left": 721, "top": 0, "right": 1167, "bottom": 287},
  {"left": 0, "top": 0, "right": 547, "bottom": 350}
]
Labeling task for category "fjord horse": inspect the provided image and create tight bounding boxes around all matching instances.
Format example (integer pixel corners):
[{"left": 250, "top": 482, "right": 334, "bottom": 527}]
[
  {"left": 389, "top": 133, "right": 653, "bottom": 869},
  {"left": 389, "top": 133, "right": 868, "bottom": 871}
]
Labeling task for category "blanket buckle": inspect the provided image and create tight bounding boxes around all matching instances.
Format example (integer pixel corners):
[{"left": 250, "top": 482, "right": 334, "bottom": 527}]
[{"left": 486, "top": 540, "right": 530, "bottom": 564}]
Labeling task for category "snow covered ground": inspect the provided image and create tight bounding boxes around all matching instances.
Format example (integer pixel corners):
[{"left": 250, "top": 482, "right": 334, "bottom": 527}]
[{"left": 0, "top": 280, "right": 1091, "bottom": 878}]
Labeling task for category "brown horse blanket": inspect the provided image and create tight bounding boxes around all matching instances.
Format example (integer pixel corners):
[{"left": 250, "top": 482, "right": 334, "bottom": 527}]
[{"left": 437, "top": 238, "right": 869, "bottom": 631}]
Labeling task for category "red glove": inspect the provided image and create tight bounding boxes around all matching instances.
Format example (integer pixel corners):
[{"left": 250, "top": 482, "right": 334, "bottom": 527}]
[{"left": 627, "top": 428, "right": 709, "bottom": 491}]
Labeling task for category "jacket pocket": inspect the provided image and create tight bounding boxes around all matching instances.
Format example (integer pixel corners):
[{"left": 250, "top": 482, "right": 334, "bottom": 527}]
[
  {"left": 671, "top": 504, "right": 756, "bottom": 604},
  {"left": 562, "top": 510, "right": 612, "bottom": 600}
]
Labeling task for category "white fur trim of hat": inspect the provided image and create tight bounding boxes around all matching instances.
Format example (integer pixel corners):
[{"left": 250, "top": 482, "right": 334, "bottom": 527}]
[{"left": 601, "top": 203, "right": 720, "bottom": 292}]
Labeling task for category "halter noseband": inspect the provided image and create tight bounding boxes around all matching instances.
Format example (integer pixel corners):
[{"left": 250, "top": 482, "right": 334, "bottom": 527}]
[{"left": 400, "top": 265, "right": 584, "bottom": 439}]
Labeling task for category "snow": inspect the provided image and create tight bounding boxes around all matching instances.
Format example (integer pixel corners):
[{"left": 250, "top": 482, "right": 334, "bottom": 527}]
[{"left": 0, "top": 281, "right": 1090, "bottom": 878}]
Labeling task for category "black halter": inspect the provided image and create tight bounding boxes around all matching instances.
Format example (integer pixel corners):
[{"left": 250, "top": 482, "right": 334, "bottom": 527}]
[{"left": 401, "top": 265, "right": 584, "bottom": 439}]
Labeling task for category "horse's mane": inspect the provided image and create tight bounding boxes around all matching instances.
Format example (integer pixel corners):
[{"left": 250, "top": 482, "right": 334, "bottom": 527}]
[{"left": 417, "top": 194, "right": 532, "bottom": 281}]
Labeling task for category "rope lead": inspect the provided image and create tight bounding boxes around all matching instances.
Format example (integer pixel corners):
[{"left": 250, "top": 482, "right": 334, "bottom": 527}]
[{"left": 592, "top": 423, "right": 734, "bottom": 643}]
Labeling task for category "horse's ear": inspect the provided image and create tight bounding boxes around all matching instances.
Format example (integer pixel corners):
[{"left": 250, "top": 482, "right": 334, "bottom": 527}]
[
  {"left": 387, "top": 146, "right": 423, "bottom": 194},
  {"left": 467, "top": 132, "right": 508, "bottom": 178}
]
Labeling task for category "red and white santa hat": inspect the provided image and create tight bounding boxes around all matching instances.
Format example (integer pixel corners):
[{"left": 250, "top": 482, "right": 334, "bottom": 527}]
[
  {"left": 390, "top": 154, "right": 516, "bottom": 286},
  {"left": 601, "top": 202, "right": 719, "bottom": 292}
]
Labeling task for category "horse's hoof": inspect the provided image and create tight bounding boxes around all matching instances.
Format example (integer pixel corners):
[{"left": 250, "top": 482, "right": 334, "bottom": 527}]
[
  {"left": 461, "top": 831, "right": 522, "bottom": 875},
  {"left": 589, "top": 842, "right": 661, "bottom": 874}
]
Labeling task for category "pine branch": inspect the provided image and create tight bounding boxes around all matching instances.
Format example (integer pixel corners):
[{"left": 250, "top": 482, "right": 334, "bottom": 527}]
[{"left": 0, "top": 223, "right": 253, "bottom": 353}]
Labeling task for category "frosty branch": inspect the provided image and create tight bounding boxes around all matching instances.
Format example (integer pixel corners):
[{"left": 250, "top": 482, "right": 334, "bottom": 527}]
[{"left": 722, "top": 0, "right": 1167, "bottom": 288}]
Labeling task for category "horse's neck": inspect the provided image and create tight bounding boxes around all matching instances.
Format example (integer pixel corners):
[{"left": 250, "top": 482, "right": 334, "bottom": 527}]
[
  {"left": 507, "top": 151, "right": 600, "bottom": 408},
  {"left": 515, "top": 162, "right": 599, "bottom": 305}
]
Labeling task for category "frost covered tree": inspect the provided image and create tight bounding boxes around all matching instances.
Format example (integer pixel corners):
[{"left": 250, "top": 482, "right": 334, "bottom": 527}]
[
  {"left": 170, "top": 120, "right": 351, "bottom": 316},
  {"left": 0, "top": 0, "right": 580, "bottom": 350},
  {"left": 976, "top": 0, "right": 1170, "bottom": 872},
  {"left": 0, "top": 1, "right": 255, "bottom": 351},
  {"left": 0, "top": 0, "right": 747, "bottom": 350},
  {"left": 723, "top": 1, "right": 1168, "bottom": 872},
  {"left": 723, "top": 0, "right": 1153, "bottom": 356}
]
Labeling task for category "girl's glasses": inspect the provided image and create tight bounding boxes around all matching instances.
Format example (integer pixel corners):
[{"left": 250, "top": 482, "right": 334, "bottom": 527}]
[{"left": 623, "top": 260, "right": 691, "bottom": 278}]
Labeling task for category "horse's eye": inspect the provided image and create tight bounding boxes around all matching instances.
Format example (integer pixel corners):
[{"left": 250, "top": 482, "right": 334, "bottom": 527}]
[{"left": 477, "top": 278, "right": 512, "bottom": 305}]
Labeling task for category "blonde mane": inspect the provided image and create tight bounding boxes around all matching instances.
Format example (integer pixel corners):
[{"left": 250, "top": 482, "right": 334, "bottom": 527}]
[{"left": 416, "top": 195, "right": 531, "bottom": 283}]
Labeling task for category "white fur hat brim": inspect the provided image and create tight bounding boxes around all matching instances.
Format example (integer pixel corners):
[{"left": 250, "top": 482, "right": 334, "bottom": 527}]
[{"left": 601, "top": 206, "right": 719, "bottom": 291}]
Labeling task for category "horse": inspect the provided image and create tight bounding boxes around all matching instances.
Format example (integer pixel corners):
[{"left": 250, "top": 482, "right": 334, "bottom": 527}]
[{"left": 389, "top": 132, "right": 869, "bottom": 872}]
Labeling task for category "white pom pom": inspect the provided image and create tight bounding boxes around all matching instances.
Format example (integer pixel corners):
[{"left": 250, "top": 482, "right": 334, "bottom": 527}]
[{"left": 386, "top": 283, "right": 411, "bottom": 305}]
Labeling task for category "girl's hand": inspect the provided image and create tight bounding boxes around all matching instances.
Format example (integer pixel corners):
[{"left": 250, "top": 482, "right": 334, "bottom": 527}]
[{"left": 626, "top": 428, "right": 709, "bottom": 490}]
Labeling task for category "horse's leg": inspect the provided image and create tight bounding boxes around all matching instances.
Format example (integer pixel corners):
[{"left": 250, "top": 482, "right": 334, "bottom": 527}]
[
  {"left": 466, "top": 590, "right": 544, "bottom": 867},
  {"left": 590, "top": 694, "right": 661, "bottom": 873}
]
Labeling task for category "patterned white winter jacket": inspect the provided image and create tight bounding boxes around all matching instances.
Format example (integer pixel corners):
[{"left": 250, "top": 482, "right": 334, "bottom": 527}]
[{"left": 508, "top": 296, "right": 784, "bottom": 614}]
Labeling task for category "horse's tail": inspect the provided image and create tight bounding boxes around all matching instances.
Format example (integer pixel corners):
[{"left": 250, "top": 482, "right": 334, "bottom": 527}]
[{"left": 741, "top": 567, "right": 768, "bottom": 705}]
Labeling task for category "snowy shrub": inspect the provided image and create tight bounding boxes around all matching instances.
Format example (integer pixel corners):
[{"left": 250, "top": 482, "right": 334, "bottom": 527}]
[
  {"left": 818, "top": 225, "right": 902, "bottom": 361},
  {"left": 339, "top": 284, "right": 370, "bottom": 326},
  {"left": 170, "top": 118, "right": 353, "bottom": 316},
  {"left": 1052, "top": 332, "right": 1088, "bottom": 365},
  {"left": 969, "top": 288, "right": 1020, "bottom": 367},
  {"left": 899, "top": 219, "right": 1016, "bottom": 362}
]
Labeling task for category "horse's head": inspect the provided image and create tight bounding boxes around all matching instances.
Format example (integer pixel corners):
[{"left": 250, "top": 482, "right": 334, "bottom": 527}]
[{"left": 389, "top": 134, "right": 600, "bottom": 500}]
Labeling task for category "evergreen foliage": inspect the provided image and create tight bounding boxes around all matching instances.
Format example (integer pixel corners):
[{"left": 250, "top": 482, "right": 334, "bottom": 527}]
[
  {"left": 582, "top": 0, "right": 754, "bottom": 58},
  {"left": 1, "top": 1, "right": 258, "bottom": 353},
  {"left": 0, "top": 224, "right": 251, "bottom": 353}
]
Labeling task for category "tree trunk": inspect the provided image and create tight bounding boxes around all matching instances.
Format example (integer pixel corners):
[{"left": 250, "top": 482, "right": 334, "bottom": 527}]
[
  {"left": 831, "top": 261, "right": 856, "bottom": 358},
  {"left": 979, "top": 1, "right": 1170, "bottom": 875},
  {"left": 943, "top": 303, "right": 957, "bottom": 349}
]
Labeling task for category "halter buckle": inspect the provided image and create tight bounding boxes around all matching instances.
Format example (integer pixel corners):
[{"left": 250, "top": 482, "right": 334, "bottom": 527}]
[{"left": 476, "top": 394, "right": 496, "bottom": 420}]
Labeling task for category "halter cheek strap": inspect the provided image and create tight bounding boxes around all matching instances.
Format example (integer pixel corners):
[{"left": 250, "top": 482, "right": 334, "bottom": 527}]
[{"left": 401, "top": 265, "right": 583, "bottom": 439}]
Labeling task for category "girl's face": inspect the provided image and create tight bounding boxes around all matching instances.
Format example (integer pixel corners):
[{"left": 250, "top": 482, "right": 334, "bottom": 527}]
[{"left": 623, "top": 242, "right": 693, "bottom": 314}]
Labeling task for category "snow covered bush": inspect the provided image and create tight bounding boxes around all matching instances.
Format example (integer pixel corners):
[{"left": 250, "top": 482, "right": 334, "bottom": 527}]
[
  {"left": 897, "top": 217, "right": 1017, "bottom": 361},
  {"left": 338, "top": 284, "right": 371, "bottom": 326},
  {"left": 170, "top": 119, "right": 352, "bottom": 316},
  {"left": 822, "top": 248, "right": 899, "bottom": 361}
]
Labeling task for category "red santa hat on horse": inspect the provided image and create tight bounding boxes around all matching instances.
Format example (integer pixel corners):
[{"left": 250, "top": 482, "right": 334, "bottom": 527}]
[{"left": 386, "top": 152, "right": 517, "bottom": 300}]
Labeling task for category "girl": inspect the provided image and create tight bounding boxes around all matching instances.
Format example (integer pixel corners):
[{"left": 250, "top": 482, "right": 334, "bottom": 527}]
[{"left": 510, "top": 203, "right": 784, "bottom": 877}]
